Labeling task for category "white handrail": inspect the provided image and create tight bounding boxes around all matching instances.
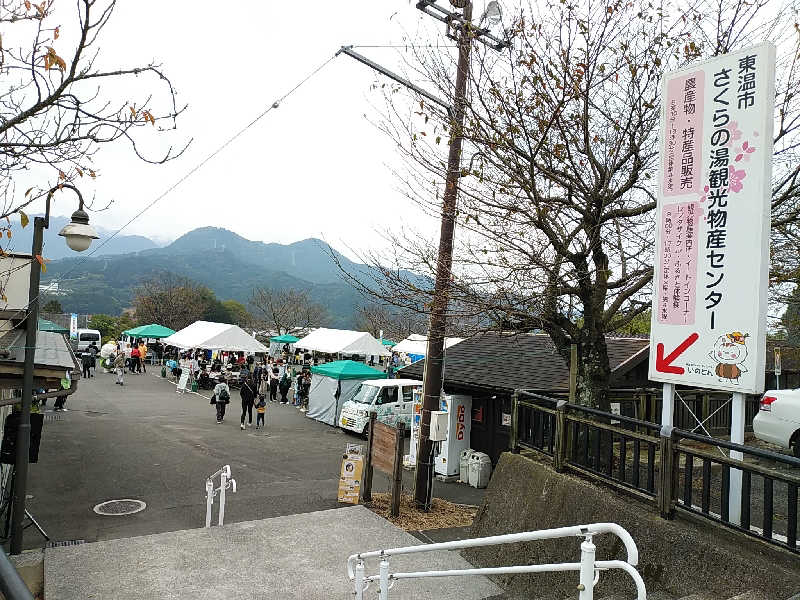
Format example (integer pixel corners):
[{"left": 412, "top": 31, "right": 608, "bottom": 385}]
[
  {"left": 204, "top": 464, "right": 237, "bottom": 528},
  {"left": 346, "top": 522, "right": 647, "bottom": 600}
]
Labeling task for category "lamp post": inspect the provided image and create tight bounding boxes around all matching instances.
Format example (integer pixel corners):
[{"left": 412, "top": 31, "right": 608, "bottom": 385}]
[{"left": 9, "top": 184, "right": 98, "bottom": 554}]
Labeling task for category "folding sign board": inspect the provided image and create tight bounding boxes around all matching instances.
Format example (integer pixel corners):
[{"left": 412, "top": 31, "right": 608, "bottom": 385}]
[{"left": 649, "top": 43, "right": 775, "bottom": 394}]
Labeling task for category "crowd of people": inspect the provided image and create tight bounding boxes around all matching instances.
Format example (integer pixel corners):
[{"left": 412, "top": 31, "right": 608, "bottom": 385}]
[{"left": 203, "top": 355, "right": 313, "bottom": 429}]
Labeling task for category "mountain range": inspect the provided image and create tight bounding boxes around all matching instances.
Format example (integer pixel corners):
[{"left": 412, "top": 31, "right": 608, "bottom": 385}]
[{"left": 40, "top": 227, "right": 402, "bottom": 328}]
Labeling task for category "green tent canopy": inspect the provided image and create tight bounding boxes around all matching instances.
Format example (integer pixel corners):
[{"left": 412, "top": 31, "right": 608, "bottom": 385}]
[
  {"left": 310, "top": 360, "right": 387, "bottom": 381},
  {"left": 381, "top": 339, "right": 396, "bottom": 347},
  {"left": 270, "top": 334, "right": 300, "bottom": 343},
  {"left": 38, "top": 318, "right": 69, "bottom": 334},
  {"left": 122, "top": 324, "right": 176, "bottom": 339}
]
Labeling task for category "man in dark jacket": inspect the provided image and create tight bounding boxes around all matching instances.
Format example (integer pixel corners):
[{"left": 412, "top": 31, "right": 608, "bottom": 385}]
[{"left": 240, "top": 376, "right": 257, "bottom": 430}]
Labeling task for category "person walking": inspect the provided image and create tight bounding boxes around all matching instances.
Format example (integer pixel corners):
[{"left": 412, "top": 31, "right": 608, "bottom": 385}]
[
  {"left": 88, "top": 341, "right": 99, "bottom": 377},
  {"left": 138, "top": 340, "right": 148, "bottom": 373},
  {"left": 300, "top": 371, "right": 312, "bottom": 412},
  {"left": 113, "top": 350, "right": 125, "bottom": 386},
  {"left": 239, "top": 376, "right": 257, "bottom": 430},
  {"left": 81, "top": 350, "right": 92, "bottom": 379},
  {"left": 130, "top": 344, "right": 140, "bottom": 374},
  {"left": 278, "top": 371, "right": 291, "bottom": 404},
  {"left": 269, "top": 366, "right": 279, "bottom": 402},
  {"left": 255, "top": 396, "right": 266, "bottom": 429},
  {"left": 212, "top": 376, "right": 231, "bottom": 424}
]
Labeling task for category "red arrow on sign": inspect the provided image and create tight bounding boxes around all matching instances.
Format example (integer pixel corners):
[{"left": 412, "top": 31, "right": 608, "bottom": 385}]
[{"left": 655, "top": 332, "right": 700, "bottom": 375}]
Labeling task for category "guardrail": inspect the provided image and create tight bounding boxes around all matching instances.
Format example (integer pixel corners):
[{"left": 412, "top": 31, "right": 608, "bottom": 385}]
[
  {"left": 511, "top": 391, "right": 800, "bottom": 554},
  {"left": 205, "top": 465, "right": 237, "bottom": 528},
  {"left": 0, "top": 546, "right": 33, "bottom": 600},
  {"left": 346, "top": 522, "right": 646, "bottom": 600}
]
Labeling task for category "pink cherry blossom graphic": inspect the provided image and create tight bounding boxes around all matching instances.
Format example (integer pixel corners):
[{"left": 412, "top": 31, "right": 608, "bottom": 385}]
[
  {"left": 699, "top": 184, "right": 709, "bottom": 202},
  {"left": 729, "top": 165, "right": 746, "bottom": 193},
  {"left": 735, "top": 140, "right": 756, "bottom": 162},
  {"left": 725, "top": 121, "right": 743, "bottom": 147}
]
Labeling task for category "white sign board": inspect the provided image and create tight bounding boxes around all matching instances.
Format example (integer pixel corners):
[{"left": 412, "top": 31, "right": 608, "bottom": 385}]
[
  {"left": 774, "top": 347, "right": 781, "bottom": 377},
  {"left": 69, "top": 313, "right": 78, "bottom": 340},
  {"left": 650, "top": 43, "right": 775, "bottom": 395}
]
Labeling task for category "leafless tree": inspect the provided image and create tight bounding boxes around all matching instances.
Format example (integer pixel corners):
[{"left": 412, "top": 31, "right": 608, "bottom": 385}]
[
  {"left": 342, "top": 0, "right": 800, "bottom": 409},
  {"left": 0, "top": 0, "right": 188, "bottom": 267},
  {"left": 354, "top": 300, "right": 429, "bottom": 341},
  {"left": 249, "top": 287, "right": 329, "bottom": 335},
  {"left": 133, "top": 274, "right": 207, "bottom": 332}
]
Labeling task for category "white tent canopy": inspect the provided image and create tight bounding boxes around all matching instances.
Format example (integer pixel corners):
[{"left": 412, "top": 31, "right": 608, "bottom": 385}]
[
  {"left": 392, "top": 334, "right": 465, "bottom": 356},
  {"left": 294, "top": 328, "right": 390, "bottom": 357},
  {"left": 161, "top": 321, "right": 268, "bottom": 353}
]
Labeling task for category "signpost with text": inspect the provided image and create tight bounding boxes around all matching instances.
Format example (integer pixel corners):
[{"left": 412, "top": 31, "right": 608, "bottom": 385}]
[{"left": 651, "top": 43, "right": 775, "bottom": 525}]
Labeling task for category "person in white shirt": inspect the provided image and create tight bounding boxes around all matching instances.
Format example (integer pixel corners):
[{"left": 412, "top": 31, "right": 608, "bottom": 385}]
[{"left": 212, "top": 377, "right": 231, "bottom": 424}]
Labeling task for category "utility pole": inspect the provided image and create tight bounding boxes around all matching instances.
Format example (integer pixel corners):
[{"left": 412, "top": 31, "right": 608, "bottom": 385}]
[
  {"left": 339, "top": 0, "right": 507, "bottom": 510},
  {"left": 413, "top": 1, "right": 473, "bottom": 509}
]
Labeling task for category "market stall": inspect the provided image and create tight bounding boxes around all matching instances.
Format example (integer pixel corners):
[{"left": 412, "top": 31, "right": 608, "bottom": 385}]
[
  {"left": 306, "top": 360, "right": 386, "bottom": 426},
  {"left": 122, "top": 323, "right": 176, "bottom": 339},
  {"left": 392, "top": 334, "right": 465, "bottom": 363},
  {"left": 269, "top": 334, "right": 299, "bottom": 357},
  {"left": 161, "top": 321, "right": 268, "bottom": 353},
  {"left": 294, "top": 328, "right": 391, "bottom": 360}
]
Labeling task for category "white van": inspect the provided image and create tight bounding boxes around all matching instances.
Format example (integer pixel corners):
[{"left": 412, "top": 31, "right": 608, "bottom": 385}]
[
  {"left": 339, "top": 378, "right": 422, "bottom": 435},
  {"left": 76, "top": 329, "right": 101, "bottom": 352}
]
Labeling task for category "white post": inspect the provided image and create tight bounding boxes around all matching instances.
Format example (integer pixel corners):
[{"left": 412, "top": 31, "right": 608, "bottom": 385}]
[
  {"left": 729, "top": 391, "right": 745, "bottom": 525},
  {"left": 219, "top": 469, "right": 228, "bottom": 527},
  {"left": 354, "top": 560, "right": 365, "bottom": 600},
  {"left": 205, "top": 479, "right": 214, "bottom": 529},
  {"left": 579, "top": 534, "right": 595, "bottom": 600},
  {"left": 379, "top": 556, "right": 390, "bottom": 600},
  {"left": 661, "top": 382, "right": 675, "bottom": 428}
]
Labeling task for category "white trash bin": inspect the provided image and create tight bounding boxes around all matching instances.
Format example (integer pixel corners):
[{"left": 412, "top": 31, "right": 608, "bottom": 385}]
[
  {"left": 468, "top": 452, "right": 492, "bottom": 489},
  {"left": 459, "top": 448, "right": 473, "bottom": 483}
]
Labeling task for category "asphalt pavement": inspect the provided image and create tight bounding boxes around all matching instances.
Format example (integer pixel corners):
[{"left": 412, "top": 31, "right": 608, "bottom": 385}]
[{"left": 23, "top": 367, "right": 484, "bottom": 550}]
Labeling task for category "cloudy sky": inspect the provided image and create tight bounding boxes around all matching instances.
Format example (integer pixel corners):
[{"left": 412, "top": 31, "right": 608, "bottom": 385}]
[{"left": 38, "top": 1, "right": 482, "bottom": 258}]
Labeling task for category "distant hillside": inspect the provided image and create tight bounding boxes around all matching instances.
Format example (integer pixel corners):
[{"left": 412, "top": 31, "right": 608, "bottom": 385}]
[
  {"left": 39, "top": 228, "right": 416, "bottom": 328},
  {"left": 9, "top": 215, "right": 158, "bottom": 259}
]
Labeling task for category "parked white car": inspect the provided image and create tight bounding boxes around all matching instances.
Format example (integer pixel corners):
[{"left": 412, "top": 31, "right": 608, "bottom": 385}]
[
  {"left": 338, "top": 379, "right": 422, "bottom": 435},
  {"left": 752, "top": 389, "right": 800, "bottom": 457}
]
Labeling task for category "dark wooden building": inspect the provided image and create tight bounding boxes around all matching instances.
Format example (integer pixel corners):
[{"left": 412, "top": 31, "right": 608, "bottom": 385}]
[
  {"left": 400, "top": 334, "right": 800, "bottom": 464},
  {"left": 399, "top": 333, "right": 650, "bottom": 464}
]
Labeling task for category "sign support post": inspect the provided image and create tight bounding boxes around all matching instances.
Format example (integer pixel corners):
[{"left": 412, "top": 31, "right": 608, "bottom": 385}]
[
  {"left": 661, "top": 383, "right": 675, "bottom": 428},
  {"left": 729, "top": 391, "right": 746, "bottom": 524}
]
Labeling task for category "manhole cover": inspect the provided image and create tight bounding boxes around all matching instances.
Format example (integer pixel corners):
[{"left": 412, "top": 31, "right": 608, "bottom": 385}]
[{"left": 93, "top": 499, "right": 146, "bottom": 516}]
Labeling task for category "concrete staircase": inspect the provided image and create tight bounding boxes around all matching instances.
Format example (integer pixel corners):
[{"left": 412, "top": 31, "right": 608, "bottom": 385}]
[{"left": 43, "top": 505, "right": 502, "bottom": 600}]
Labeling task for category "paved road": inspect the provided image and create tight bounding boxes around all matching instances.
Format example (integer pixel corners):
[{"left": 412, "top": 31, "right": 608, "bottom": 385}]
[{"left": 22, "top": 369, "right": 484, "bottom": 550}]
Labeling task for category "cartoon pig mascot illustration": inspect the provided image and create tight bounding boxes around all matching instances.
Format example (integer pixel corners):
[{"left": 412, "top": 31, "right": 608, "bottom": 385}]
[{"left": 709, "top": 332, "right": 749, "bottom": 384}]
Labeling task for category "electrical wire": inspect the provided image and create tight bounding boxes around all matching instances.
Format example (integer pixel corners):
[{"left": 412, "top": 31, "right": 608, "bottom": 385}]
[{"left": 10, "top": 52, "right": 340, "bottom": 329}]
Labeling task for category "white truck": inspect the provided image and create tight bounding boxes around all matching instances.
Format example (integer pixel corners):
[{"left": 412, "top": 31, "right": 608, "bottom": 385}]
[
  {"left": 338, "top": 379, "right": 422, "bottom": 435},
  {"left": 752, "top": 389, "right": 800, "bottom": 457}
]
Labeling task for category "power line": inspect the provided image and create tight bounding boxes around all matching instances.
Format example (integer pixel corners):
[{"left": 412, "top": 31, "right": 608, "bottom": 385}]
[{"left": 15, "top": 52, "right": 339, "bottom": 325}]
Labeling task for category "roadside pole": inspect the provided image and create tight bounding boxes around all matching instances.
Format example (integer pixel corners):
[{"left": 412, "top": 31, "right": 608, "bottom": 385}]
[
  {"left": 729, "top": 391, "right": 745, "bottom": 524},
  {"left": 414, "top": 2, "right": 473, "bottom": 510}
]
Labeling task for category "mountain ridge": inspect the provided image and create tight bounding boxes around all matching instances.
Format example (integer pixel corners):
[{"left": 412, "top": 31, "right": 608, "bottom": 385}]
[{"left": 39, "top": 227, "right": 398, "bottom": 328}]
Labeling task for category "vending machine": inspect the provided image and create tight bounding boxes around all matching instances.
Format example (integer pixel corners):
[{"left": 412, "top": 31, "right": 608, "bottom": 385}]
[
  {"left": 434, "top": 394, "right": 472, "bottom": 477},
  {"left": 406, "top": 388, "right": 424, "bottom": 467}
]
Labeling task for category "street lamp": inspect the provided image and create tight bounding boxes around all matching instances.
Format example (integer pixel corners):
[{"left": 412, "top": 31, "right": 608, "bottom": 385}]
[{"left": 9, "top": 183, "right": 98, "bottom": 554}]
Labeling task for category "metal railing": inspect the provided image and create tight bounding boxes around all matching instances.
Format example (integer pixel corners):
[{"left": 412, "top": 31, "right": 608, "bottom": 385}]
[
  {"left": 346, "top": 522, "right": 646, "bottom": 600},
  {"left": 511, "top": 391, "right": 800, "bottom": 554},
  {"left": 0, "top": 546, "right": 33, "bottom": 600},
  {"left": 670, "top": 429, "right": 800, "bottom": 554},
  {"left": 204, "top": 465, "right": 236, "bottom": 528}
]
